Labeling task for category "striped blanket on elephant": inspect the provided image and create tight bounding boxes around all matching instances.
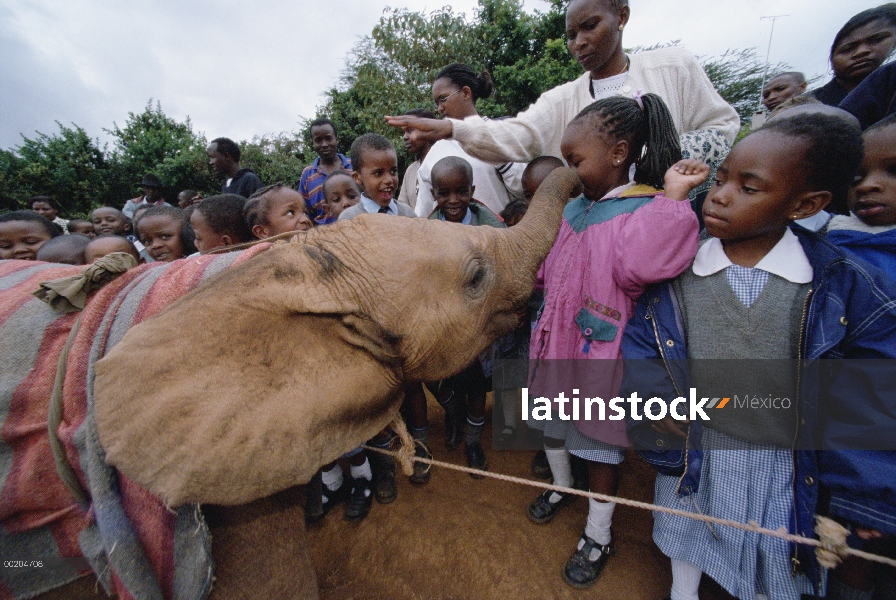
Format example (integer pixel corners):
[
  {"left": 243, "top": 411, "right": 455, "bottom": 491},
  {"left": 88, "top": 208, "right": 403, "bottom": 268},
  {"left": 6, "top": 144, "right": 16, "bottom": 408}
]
[{"left": 0, "top": 244, "right": 270, "bottom": 600}]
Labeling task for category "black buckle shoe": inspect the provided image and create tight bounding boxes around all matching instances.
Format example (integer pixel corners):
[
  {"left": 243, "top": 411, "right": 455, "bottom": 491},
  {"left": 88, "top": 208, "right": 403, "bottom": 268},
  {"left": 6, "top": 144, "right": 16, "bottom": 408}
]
[
  {"left": 527, "top": 488, "right": 578, "bottom": 524},
  {"left": 562, "top": 534, "right": 614, "bottom": 589},
  {"left": 465, "top": 441, "right": 488, "bottom": 478},
  {"left": 371, "top": 453, "right": 397, "bottom": 504},
  {"left": 409, "top": 442, "right": 432, "bottom": 485},
  {"left": 306, "top": 474, "right": 350, "bottom": 524},
  {"left": 344, "top": 477, "right": 373, "bottom": 522},
  {"left": 531, "top": 449, "right": 552, "bottom": 479}
]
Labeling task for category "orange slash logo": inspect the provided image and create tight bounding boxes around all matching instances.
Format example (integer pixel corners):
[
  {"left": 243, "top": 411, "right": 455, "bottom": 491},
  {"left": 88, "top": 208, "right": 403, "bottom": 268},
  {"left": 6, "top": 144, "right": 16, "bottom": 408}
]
[{"left": 707, "top": 397, "right": 730, "bottom": 409}]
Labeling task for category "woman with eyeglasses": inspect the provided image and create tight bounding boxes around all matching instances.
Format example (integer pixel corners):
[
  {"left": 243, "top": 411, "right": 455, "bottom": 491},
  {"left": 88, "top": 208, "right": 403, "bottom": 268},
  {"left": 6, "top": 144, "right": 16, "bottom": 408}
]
[
  {"left": 388, "top": 0, "right": 739, "bottom": 205},
  {"left": 412, "top": 63, "right": 525, "bottom": 218}
]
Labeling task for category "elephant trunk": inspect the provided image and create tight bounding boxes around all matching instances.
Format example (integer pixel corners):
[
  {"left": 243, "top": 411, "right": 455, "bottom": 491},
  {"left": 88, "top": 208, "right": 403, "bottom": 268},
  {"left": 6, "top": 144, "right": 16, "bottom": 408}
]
[{"left": 496, "top": 167, "right": 581, "bottom": 287}]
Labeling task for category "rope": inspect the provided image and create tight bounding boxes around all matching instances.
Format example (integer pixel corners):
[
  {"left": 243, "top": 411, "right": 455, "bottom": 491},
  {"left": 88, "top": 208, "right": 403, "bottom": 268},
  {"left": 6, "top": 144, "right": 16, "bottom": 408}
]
[{"left": 362, "top": 444, "right": 896, "bottom": 569}]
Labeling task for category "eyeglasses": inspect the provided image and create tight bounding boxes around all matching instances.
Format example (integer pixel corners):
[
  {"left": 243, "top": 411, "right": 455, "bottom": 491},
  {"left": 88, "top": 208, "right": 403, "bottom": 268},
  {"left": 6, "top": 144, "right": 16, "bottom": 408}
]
[{"left": 434, "top": 88, "right": 462, "bottom": 108}]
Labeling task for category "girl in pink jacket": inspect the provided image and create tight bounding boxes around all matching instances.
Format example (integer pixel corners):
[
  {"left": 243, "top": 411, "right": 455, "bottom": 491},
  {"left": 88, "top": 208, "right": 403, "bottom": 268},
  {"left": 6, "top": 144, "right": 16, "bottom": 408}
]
[{"left": 527, "top": 94, "right": 706, "bottom": 589}]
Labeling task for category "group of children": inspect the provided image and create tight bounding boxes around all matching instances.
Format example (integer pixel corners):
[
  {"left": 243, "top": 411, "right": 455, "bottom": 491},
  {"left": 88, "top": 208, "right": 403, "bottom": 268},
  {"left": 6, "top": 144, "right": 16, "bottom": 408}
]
[
  {"left": 2, "top": 88, "right": 896, "bottom": 600},
  {"left": 515, "top": 96, "right": 896, "bottom": 600}
]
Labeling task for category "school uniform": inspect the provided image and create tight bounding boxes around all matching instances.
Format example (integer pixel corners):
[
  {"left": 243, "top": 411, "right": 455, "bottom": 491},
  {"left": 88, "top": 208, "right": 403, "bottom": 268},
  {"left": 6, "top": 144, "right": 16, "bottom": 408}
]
[
  {"left": 338, "top": 195, "right": 416, "bottom": 220},
  {"left": 621, "top": 226, "right": 896, "bottom": 596}
]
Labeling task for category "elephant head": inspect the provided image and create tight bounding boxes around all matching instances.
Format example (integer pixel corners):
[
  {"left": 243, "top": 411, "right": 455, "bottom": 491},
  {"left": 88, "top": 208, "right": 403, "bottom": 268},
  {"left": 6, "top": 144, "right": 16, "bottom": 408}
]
[{"left": 94, "top": 168, "right": 581, "bottom": 506}]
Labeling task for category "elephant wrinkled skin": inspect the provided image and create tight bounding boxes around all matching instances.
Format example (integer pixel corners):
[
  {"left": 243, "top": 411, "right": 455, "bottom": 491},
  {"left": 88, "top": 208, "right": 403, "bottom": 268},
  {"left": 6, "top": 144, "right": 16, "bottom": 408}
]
[{"left": 94, "top": 168, "right": 582, "bottom": 508}]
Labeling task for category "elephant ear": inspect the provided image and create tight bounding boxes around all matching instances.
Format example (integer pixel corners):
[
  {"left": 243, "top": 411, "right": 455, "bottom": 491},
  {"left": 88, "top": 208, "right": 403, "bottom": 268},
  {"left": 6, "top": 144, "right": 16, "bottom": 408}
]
[{"left": 94, "top": 240, "right": 405, "bottom": 506}]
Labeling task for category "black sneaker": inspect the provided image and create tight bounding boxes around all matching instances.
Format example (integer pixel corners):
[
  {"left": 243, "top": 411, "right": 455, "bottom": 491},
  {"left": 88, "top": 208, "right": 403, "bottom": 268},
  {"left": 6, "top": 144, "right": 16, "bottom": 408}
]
[
  {"left": 465, "top": 441, "right": 487, "bottom": 478},
  {"left": 344, "top": 477, "right": 373, "bottom": 522},
  {"left": 562, "top": 534, "right": 614, "bottom": 589},
  {"left": 306, "top": 475, "right": 350, "bottom": 524},
  {"left": 527, "top": 488, "right": 578, "bottom": 524},
  {"left": 409, "top": 442, "right": 432, "bottom": 485},
  {"left": 371, "top": 452, "right": 397, "bottom": 504},
  {"left": 531, "top": 449, "right": 552, "bottom": 479}
]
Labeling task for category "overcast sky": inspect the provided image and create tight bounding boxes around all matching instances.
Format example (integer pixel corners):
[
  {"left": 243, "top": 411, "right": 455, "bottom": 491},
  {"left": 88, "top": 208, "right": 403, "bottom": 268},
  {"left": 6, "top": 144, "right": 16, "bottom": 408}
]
[{"left": 0, "top": 0, "right": 884, "bottom": 151}]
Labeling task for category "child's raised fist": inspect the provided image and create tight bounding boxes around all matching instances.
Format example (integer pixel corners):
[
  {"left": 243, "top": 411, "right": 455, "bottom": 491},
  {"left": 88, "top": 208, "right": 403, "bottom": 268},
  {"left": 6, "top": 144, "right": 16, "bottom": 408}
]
[{"left": 663, "top": 159, "right": 711, "bottom": 201}]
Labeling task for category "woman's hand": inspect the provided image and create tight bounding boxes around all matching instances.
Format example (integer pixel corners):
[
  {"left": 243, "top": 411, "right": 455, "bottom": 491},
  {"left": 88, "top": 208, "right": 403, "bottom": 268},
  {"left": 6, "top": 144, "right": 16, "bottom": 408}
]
[
  {"left": 855, "top": 527, "right": 887, "bottom": 541},
  {"left": 385, "top": 115, "right": 453, "bottom": 144},
  {"left": 663, "top": 159, "right": 710, "bottom": 201}
]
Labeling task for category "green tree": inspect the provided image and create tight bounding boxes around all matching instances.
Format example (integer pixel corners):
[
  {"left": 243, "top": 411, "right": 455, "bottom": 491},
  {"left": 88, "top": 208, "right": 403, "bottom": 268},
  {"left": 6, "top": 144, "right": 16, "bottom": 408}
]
[
  {"left": 240, "top": 132, "right": 308, "bottom": 188},
  {"left": 106, "top": 100, "right": 218, "bottom": 203},
  {"left": 315, "top": 0, "right": 580, "bottom": 170},
  {"left": 699, "top": 48, "right": 789, "bottom": 123},
  {"left": 0, "top": 149, "right": 25, "bottom": 212},
  {"left": 0, "top": 123, "right": 112, "bottom": 216}
]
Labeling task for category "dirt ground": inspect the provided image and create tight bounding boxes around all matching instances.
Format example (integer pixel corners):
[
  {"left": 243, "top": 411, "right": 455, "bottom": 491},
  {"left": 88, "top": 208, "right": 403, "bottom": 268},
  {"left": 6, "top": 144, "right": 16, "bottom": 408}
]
[
  {"left": 39, "top": 392, "right": 739, "bottom": 600},
  {"left": 306, "top": 393, "right": 736, "bottom": 600}
]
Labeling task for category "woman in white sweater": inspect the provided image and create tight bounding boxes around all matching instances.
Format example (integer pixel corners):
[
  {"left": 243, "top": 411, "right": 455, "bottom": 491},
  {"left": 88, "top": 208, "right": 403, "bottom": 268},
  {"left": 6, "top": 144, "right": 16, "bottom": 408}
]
[{"left": 387, "top": 0, "right": 739, "bottom": 194}]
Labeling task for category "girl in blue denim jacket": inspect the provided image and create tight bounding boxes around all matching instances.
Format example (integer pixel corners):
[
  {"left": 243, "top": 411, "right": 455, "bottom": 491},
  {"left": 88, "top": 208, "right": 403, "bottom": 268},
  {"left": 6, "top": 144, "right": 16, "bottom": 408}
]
[{"left": 621, "top": 113, "right": 896, "bottom": 600}]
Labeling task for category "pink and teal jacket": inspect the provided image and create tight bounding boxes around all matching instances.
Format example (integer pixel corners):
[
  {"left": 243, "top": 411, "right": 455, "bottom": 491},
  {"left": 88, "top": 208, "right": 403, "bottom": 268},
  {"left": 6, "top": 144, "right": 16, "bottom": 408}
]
[{"left": 529, "top": 183, "right": 699, "bottom": 446}]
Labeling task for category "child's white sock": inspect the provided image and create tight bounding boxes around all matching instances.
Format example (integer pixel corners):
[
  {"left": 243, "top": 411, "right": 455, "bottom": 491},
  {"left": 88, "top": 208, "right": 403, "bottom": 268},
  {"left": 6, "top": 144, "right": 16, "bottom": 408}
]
[
  {"left": 583, "top": 498, "right": 615, "bottom": 547},
  {"left": 544, "top": 446, "right": 573, "bottom": 503},
  {"left": 501, "top": 390, "right": 517, "bottom": 429},
  {"left": 350, "top": 459, "right": 372, "bottom": 482},
  {"left": 321, "top": 464, "right": 344, "bottom": 494},
  {"left": 670, "top": 559, "right": 701, "bottom": 600}
]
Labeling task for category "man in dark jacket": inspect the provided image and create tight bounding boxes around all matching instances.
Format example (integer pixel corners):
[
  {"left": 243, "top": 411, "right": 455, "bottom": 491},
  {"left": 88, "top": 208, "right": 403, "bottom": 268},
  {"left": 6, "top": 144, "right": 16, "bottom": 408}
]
[{"left": 207, "top": 137, "right": 263, "bottom": 198}]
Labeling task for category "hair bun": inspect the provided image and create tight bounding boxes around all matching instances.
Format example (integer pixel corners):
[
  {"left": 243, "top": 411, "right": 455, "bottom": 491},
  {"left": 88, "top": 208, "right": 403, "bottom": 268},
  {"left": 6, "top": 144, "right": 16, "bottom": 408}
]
[{"left": 476, "top": 70, "right": 494, "bottom": 99}]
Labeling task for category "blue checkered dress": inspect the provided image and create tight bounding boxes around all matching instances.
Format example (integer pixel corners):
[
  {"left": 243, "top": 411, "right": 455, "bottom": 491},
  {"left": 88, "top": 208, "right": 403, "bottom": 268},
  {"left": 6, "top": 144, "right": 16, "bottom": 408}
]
[
  {"left": 653, "top": 429, "right": 814, "bottom": 599},
  {"left": 652, "top": 269, "right": 815, "bottom": 599}
]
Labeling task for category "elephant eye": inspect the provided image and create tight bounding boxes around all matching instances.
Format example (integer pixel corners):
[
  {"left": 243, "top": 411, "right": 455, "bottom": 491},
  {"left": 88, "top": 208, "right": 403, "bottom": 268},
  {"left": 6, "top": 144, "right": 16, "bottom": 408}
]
[
  {"left": 469, "top": 266, "right": 485, "bottom": 289},
  {"left": 465, "top": 258, "right": 487, "bottom": 299}
]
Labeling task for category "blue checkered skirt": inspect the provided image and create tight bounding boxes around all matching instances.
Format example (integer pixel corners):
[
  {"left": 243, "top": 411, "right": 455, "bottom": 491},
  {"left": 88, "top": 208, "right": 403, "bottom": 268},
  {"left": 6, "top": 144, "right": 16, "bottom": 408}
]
[
  {"left": 525, "top": 415, "right": 625, "bottom": 465},
  {"left": 653, "top": 427, "right": 815, "bottom": 599}
]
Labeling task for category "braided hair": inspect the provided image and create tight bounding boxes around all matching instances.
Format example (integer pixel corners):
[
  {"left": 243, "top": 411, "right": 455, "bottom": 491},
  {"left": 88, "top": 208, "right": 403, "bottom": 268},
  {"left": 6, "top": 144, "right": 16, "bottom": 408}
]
[
  {"left": 246, "top": 183, "right": 286, "bottom": 231},
  {"left": 434, "top": 63, "right": 494, "bottom": 101},
  {"left": 570, "top": 93, "right": 681, "bottom": 189},
  {"left": 195, "top": 194, "right": 253, "bottom": 244}
]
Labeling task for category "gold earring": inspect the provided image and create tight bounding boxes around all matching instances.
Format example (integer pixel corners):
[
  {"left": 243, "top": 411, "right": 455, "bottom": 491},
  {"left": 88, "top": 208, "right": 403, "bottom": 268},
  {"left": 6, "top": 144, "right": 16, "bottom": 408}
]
[{"left": 618, "top": 25, "right": 624, "bottom": 31}]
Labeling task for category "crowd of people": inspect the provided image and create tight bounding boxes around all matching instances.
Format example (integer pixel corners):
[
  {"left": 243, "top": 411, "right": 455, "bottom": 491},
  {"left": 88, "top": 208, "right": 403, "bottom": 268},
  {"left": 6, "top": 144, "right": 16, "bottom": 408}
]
[{"left": 2, "top": 1, "right": 896, "bottom": 598}]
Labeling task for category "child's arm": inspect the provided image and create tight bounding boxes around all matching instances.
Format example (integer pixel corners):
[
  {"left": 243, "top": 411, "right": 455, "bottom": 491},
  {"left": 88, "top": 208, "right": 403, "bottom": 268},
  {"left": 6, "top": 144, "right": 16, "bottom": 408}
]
[
  {"left": 663, "top": 159, "right": 711, "bottom": 201},
  {"left": 614, "top": 172, "right": 700, "bottom": 297}
]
